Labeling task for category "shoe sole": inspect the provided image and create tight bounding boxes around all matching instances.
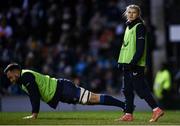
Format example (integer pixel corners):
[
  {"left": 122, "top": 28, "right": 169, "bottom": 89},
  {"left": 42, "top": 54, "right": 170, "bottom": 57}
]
[
  {"left": 149, "top": 111, "right": 164, "bottom": 122},
  {"left": 114, "top": 118, "right": 133, "bottom": 121}
]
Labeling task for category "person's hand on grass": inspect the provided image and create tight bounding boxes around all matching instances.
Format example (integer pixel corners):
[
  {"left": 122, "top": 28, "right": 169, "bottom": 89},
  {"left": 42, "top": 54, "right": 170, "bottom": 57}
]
[{"left": 23, "top": 113, "right": 38, "bottom": 119}]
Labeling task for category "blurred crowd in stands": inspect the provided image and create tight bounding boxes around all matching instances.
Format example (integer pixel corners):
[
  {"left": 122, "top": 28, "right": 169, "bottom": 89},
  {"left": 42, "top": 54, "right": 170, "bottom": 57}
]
[{"left": 0, "top": 0, "right": 156, "bottom": 96}]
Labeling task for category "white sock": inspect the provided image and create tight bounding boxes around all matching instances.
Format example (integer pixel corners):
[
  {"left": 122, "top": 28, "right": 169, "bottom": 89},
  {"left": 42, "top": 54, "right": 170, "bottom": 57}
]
[
  {"left": 153, "top": 107, "right": 159, "bottom": 112},
  {"left": 125, "top": 113, "right": 132, "bottom": 115}
]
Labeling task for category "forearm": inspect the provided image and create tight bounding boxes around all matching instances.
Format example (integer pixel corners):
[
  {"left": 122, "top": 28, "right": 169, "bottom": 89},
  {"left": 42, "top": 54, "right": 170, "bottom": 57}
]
[
  {"left": 30, "top": 97, "right": 40, "bottom": 113},
  {"left": 131, "top": 39, "right": 145, "bottom": 65}
]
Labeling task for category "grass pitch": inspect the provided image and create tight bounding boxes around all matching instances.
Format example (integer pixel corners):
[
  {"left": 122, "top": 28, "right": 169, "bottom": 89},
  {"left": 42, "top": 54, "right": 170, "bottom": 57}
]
[{"left": 0, "top": 111, "right": 180, "bottom": 125}]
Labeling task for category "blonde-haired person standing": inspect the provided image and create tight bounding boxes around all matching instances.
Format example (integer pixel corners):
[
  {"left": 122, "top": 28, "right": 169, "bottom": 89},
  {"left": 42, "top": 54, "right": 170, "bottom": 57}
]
[{"left": 117, "top": 5, "right": 164, "bottom": 122}]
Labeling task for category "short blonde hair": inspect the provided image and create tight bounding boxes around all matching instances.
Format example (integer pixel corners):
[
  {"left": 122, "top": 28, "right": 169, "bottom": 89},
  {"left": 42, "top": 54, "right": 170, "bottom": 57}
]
[{"left": 123, "top": 4, "right": 142, "bottom": 19}]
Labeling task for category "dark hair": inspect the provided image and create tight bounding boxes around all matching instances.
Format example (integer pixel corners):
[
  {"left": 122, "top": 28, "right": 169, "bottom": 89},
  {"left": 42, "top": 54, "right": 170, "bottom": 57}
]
[{"left": 4, "top": 63, "right": 21, "bottom": 73}]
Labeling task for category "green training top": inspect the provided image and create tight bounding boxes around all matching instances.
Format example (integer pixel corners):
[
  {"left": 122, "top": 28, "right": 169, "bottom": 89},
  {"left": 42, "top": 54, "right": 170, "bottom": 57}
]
[
  {"left": 118, "top": 23, "right": 146, "bottom": 66},
  {"left": 153, "top": 69, "right": 171, "bottom": 99},
  {"left": 21, "top": 69, "right": 58, "bottom": 102}
]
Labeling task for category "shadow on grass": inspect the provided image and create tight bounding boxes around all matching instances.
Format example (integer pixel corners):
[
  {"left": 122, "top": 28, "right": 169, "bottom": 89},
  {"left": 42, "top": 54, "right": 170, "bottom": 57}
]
[{"left": 38, "top": 117, "right": 110, "bottom": 121}]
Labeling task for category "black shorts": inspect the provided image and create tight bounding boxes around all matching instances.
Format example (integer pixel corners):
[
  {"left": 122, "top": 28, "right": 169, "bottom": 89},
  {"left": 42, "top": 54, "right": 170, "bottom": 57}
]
[{"left": 58, "top": 78, "right": 80, "bottom": 104}]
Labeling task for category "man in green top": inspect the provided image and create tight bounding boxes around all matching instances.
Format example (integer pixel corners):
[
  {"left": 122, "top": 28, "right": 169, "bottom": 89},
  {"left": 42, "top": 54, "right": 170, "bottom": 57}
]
[
  {"left": 153, "top": 63, "right": 172, "bottom": 108},
  {"left": 4, "top": 63, "right": 125, "bottom": 119}
]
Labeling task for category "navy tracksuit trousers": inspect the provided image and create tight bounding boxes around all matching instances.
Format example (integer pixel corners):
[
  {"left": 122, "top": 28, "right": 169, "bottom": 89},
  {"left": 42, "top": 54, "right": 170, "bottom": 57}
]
[{"left": 122, "top": 67, "right": 158, "bottom": 113}]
